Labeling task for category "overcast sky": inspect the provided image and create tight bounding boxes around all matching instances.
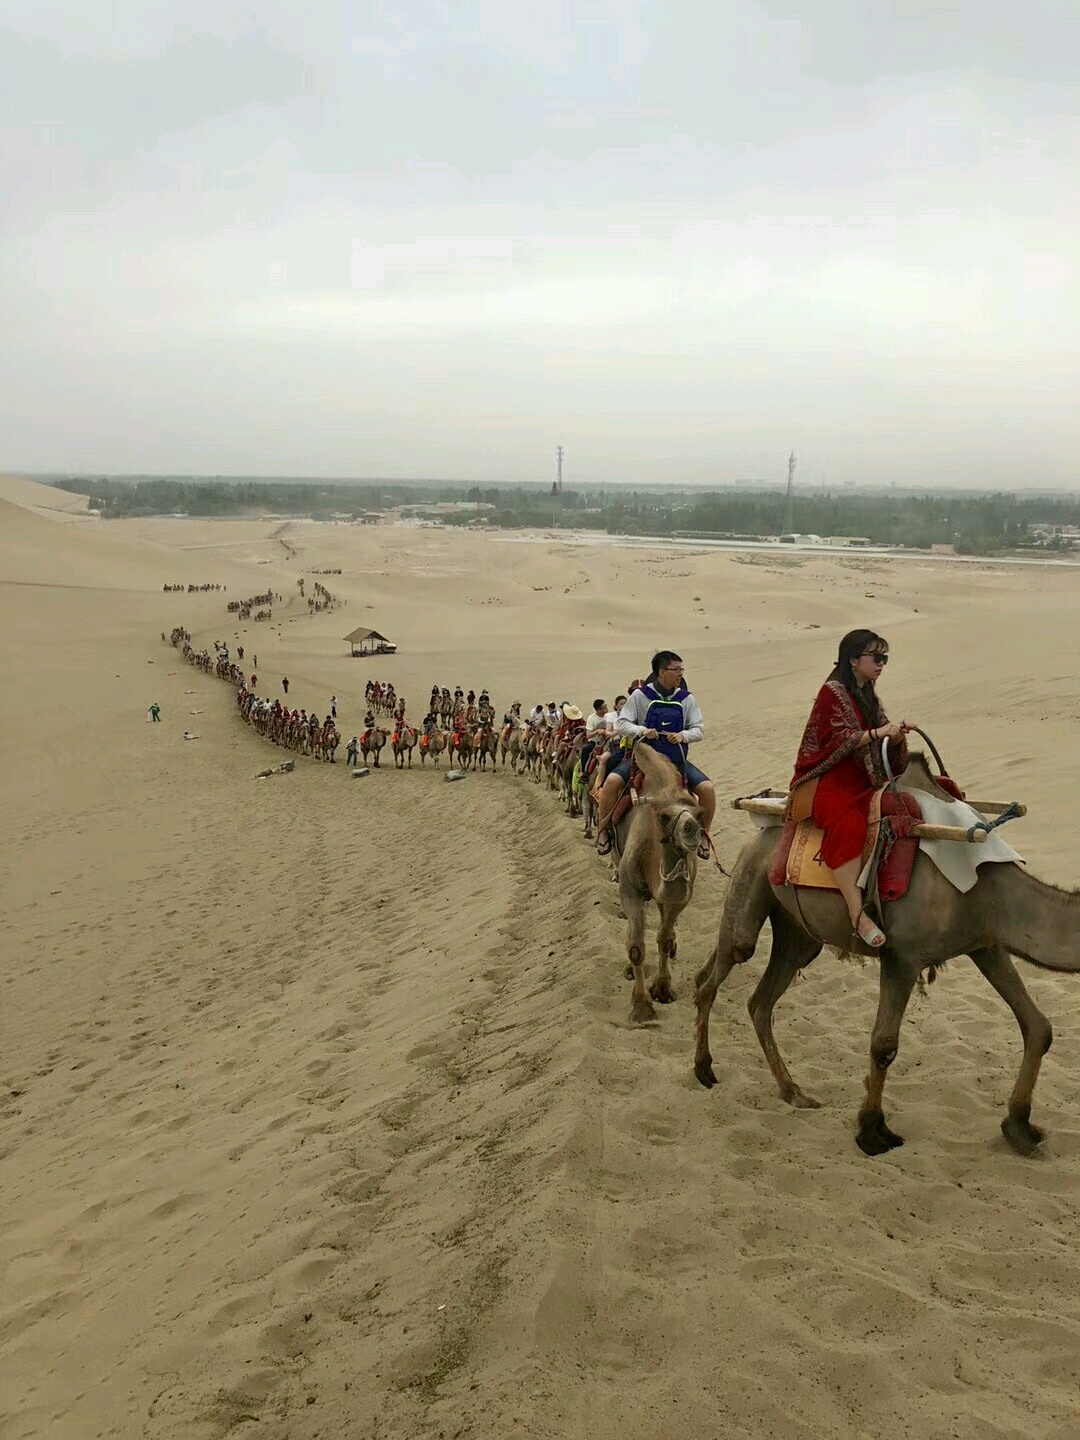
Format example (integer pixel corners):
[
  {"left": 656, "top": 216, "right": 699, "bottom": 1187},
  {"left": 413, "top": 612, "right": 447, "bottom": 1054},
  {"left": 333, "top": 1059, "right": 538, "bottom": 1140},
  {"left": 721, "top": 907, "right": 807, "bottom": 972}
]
[{"left": 2, "top": 2, "right": 1078, "bottom": 487}]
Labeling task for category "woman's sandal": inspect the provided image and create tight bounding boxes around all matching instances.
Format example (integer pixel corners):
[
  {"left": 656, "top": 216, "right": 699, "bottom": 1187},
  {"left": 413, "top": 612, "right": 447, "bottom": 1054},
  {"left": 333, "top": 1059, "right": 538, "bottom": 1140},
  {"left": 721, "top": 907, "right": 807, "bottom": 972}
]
[
  {"left": 596, "top": 829, "right": 613, "bottom": 857},
  {"left": 855, "top": 909, "right": 887, "bottom": 948},
  {"left": 697, "top": 835, "right": 712, "bottom": 861}
]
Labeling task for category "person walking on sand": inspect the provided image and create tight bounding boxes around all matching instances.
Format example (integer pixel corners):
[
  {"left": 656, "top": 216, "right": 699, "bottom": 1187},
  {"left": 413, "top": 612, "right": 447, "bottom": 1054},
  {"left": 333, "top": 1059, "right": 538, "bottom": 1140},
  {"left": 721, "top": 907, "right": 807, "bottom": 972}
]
[
  {"left": 330, "top": 694, "right": 338, "bottom": 719},
  {"left": 346, "top": 735, "right": 359, "bottom": 767},
  {"left": 149, "top": 702, "right": 161, "bottom": 722},
  {"left": 282, "top": 676, "right": 289, "bottom": 695}
]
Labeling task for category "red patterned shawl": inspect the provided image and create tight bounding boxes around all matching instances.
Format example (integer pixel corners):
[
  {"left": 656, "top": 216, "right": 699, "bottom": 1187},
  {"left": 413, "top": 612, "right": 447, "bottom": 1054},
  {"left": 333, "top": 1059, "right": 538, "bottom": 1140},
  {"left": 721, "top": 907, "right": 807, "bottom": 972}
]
[{"left": 790, "top": 680, "right": 906, "bottom": 792}]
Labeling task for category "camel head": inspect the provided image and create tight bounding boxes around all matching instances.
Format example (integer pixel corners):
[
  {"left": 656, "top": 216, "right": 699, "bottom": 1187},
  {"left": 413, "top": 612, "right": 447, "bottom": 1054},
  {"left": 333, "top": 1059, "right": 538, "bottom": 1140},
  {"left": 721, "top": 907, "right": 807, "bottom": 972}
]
[
  {"left": 896, "top": 750, "right": 963, "bottom": 801},
  {"left": 653, "top": 798, "right": 702, "bottom": 858},
  {"left": 633, "top": 743, "right": 702, "bottom": 856}
]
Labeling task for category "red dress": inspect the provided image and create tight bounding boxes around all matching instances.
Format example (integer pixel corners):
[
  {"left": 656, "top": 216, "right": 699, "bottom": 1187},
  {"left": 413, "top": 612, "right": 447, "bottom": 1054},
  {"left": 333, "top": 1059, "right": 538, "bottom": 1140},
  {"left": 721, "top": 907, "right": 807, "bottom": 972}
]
[{"left": 789, "top": 680, "right": 907, "bottom": 869}]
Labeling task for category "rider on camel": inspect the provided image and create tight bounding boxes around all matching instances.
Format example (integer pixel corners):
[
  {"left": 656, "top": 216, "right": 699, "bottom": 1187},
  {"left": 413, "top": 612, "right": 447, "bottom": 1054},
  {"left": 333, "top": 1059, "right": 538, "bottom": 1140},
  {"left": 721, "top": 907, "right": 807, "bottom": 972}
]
[
  {"left": 589, "top": 694, "right": 627, "bottom": 792},
  {"left": 499, "top": 701, "right": 522, "bottom": 747},
  {"left": 788, "top": 629, "right": 911, "bottom": 950},
  {"left": 579, "top": 698, "right": 609, "bottom": 776},
  {"left": 595, "top": 652, "right": 715, "bottom": 860}
]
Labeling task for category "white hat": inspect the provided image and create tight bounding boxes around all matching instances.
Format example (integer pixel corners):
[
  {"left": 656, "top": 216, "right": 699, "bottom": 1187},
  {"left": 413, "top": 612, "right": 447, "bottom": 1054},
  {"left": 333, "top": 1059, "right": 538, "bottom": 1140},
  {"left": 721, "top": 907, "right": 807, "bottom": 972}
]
[{"left": 562, "top": 704, "right": 584, "bottom": 722}]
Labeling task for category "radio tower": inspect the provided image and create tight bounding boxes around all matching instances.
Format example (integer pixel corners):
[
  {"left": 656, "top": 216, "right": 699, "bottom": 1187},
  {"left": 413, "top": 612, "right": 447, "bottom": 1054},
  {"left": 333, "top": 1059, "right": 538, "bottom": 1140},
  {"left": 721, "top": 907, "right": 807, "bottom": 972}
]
[
  {"left": 785, "top": 451, "right": 796, "bottom": 533},
  {"left": 556, "top": 445, "right": 564, "bottom": 494}
]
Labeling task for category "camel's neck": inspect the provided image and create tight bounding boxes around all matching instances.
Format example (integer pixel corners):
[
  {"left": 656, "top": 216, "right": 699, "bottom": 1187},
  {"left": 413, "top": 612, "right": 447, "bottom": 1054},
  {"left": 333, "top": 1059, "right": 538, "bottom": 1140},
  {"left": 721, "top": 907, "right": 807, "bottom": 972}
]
[{"left": 987, "top": 865, "right": 1080, "bottom": 973}]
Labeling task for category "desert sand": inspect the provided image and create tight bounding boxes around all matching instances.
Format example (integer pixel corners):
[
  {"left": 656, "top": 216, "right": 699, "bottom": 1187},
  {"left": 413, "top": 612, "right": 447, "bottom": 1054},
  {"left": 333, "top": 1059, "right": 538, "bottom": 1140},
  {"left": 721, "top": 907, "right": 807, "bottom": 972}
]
[{"left": 2, "top": 474, "right": 1079, "bottom": 1440}]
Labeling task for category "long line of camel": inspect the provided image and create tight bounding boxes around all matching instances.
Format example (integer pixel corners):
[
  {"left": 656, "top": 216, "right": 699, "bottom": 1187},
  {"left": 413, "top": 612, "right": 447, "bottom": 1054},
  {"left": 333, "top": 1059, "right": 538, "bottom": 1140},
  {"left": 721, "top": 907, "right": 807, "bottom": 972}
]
[{"left": 164, "top": 631, "right": 602, "bottom": 824}]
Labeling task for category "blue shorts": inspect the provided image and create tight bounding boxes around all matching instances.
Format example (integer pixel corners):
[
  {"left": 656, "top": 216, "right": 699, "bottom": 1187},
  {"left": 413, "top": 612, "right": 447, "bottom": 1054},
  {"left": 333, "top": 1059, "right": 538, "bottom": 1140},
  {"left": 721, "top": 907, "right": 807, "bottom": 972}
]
[{"left": 610, "top": 755, "right": 709, "bottom": 790}]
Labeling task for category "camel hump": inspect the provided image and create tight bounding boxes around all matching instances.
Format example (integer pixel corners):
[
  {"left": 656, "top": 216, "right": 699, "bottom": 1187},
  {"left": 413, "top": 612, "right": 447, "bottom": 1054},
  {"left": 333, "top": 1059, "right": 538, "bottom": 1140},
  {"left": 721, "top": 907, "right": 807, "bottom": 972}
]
[{"left": 634, "top": 741, "right": 684, "bottom": 795}]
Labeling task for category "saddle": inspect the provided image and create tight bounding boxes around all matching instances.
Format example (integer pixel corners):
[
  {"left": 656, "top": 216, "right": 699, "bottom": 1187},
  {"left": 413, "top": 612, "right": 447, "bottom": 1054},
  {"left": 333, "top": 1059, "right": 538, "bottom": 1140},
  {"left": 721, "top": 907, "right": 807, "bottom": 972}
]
[
  {"left": 769, "top": 787, "right": 922, "bottom": 903},
  {"left": 609, "top": 768, "right": 647, "bottom": 831}
]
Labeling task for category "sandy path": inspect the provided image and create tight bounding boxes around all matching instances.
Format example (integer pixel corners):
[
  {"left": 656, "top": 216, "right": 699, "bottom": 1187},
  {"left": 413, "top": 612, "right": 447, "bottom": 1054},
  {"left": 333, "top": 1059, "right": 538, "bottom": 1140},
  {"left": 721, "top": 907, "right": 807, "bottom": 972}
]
[{"left": 2, "top": 480, "right": 1079, "bottom": 1439}]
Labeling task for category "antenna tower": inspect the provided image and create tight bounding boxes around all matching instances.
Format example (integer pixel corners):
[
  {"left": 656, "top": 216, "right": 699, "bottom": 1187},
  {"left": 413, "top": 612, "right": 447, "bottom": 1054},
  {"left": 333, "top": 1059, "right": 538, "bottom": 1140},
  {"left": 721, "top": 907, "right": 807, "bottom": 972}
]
[
  {"left": 556, "top": 445, "right": 564, "bottom": 494},
  {"left": 785, "top": 451, "right": 796, "bottom": 533}
]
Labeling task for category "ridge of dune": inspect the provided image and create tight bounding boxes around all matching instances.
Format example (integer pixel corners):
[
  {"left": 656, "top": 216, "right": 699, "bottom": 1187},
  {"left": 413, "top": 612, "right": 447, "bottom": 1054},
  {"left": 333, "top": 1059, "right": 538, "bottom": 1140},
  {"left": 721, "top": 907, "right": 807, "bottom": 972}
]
[
  {"left": 0, "top": 474, "right": 94, "bottom": 520},
  {"left": 2, "top": 509, "right": 1079, "bottom": 1440}
]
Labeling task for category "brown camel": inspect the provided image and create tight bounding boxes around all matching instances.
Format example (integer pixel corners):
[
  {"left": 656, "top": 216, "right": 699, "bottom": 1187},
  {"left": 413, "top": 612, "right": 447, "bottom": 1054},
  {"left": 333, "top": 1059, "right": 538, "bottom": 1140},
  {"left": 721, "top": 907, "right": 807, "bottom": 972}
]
[
  {"left": 616, "top": 744, "right": 703, "bottom": 1025},
  {"left": 420, "top": 729, "right": 446, "bottom": 767},
  {"left": 360, "top": 727, "right": 387, "bottom": 768},
  {"left": 500, "top": 719, "right": 524, "bottom": 771},
  {"left": 520, "top": 727, "right": 539, "bottom": 777},
  {"left": 392, "top": 724, "right": 418, "bottom": 769},
  {"left": 474, "top": 724, "right": 499, "bottom": 771},
  {"left": 693, "top": 758, "right": 1077, "bottom": 1157},
  {"left": 558, "top": 732, "right": 586, "bottom": 815},
  {"left": 449, "top": 728, "right": 473, "bottom": 771}
]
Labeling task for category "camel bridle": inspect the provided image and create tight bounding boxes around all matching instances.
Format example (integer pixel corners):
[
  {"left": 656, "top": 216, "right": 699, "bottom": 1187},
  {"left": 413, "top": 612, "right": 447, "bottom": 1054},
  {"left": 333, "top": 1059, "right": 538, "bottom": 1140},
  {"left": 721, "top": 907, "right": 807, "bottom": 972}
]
[{"left": 658, "top": 809, "right": 700, "bottom": 888}]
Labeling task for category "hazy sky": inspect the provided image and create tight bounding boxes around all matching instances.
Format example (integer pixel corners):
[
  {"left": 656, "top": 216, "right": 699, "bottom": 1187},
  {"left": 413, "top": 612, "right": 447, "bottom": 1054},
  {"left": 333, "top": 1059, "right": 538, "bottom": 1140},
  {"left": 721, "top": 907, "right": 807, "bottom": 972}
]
[{"left": 2, "top": 2, "right": 1078, "bottom": 487}]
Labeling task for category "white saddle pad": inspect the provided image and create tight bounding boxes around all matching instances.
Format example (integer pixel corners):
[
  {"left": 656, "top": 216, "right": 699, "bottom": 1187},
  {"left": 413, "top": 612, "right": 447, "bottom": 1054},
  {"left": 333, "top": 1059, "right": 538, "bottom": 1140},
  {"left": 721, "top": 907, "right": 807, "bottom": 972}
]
[
  {"left": 862, "top": 785, "right": 1024, "bottom": 895},
  {"left": 752, "top": 786, "right": 1024, "bottom": 896}
]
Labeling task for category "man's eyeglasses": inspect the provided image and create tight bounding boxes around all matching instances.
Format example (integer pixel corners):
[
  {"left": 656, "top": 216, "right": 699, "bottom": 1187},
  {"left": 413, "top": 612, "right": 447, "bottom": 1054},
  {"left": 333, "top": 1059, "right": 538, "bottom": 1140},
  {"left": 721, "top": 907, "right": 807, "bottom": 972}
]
[{"left": 861, "top": 653, "right": 888, "bottom": 666}]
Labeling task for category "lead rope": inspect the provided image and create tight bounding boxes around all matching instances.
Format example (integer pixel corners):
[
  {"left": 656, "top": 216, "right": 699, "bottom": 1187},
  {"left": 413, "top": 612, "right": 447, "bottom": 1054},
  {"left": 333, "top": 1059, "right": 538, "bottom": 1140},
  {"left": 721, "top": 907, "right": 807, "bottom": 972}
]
[{"left": 703, "top": 830, "right": 731, "bottom": 877}]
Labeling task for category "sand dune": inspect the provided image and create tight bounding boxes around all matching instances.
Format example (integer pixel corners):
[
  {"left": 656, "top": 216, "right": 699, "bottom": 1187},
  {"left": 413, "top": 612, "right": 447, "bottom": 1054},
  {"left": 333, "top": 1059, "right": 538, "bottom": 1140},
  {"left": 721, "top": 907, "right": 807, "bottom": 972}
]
[{"left": 2, "top": 476, "right": 1079, "bottom": 1439}]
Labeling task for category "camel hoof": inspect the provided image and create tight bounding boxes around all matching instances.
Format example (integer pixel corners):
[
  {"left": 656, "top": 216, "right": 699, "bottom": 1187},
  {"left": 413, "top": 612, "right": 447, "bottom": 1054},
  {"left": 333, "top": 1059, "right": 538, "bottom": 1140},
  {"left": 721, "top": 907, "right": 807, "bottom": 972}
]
[
  {"left": 630, "top": 998, "right": 657, "bottom": 1025},
  {"left": 694, "top": 1058, "right": 717, "bottom": 1088},
  {"left": 648, "top": 977, "right": 676, "bottom": 1004},
  {"left": 787, "top": 1088, "right": 822, "bottom": 1110},
  {"left": 1001, "top": 1114, "right": 1044, "bottom": 1156},
  {"left": 856, "top": 1111, "right": 904, "bottom": 1156},
  {"left": 623, "top": 962, "right": 634, "bottom": 981}
]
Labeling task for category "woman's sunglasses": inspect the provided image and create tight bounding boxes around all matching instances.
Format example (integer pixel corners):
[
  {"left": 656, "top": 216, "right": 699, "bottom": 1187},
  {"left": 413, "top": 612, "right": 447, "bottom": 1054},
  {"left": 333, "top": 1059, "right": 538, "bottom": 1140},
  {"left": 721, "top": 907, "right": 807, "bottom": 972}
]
[{"left": 861, "top": 652, "right": 888, "bottom": 666}]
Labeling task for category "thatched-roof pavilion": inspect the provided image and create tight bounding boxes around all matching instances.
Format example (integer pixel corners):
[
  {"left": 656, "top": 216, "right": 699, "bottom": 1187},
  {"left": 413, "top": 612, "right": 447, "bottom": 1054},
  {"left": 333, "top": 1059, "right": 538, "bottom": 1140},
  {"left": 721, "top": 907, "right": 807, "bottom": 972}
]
[{"left": 344, "top": 626, "right": 396, "bottom": 657}]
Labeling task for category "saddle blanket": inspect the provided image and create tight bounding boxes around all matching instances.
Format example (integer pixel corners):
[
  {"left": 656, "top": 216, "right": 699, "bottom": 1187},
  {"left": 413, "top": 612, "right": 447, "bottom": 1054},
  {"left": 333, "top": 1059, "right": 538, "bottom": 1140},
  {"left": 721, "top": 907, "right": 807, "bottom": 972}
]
[
  {"left": 768, "top": 790, "right": 921, "bottom": 902},
  {"left": 765, "top": 787, "right": 1024, "bottom": 899}
]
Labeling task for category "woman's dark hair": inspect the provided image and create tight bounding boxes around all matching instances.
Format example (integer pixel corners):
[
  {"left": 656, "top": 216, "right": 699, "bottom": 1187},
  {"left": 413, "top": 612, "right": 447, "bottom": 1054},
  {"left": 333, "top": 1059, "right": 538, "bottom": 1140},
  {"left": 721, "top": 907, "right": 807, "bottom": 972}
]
[{"left": 829, "top": 629, "right": 887, "bottom": 724}]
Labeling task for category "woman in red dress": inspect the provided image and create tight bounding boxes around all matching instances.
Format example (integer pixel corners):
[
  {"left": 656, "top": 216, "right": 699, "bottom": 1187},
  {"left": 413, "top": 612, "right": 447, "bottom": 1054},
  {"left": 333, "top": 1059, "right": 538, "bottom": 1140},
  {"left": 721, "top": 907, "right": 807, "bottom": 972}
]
[{"left": 789, "top": 630, "right": 911, "bottom": 948}]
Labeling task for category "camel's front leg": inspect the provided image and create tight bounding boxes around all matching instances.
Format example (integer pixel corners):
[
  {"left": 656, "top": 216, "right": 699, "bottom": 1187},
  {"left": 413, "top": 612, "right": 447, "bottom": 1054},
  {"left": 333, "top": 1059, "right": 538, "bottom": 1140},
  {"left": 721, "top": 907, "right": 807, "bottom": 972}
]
[
  {"left": 650, "top": 900, "right": 683, "bottom": 1005},
  {"left": 622, "top": 889, "right": 655, "bottom": 1024},
  {"left": 856, "top": 956, "right": 919, "bottom": 1155},
  {"left": 969, "top": 945, "right": 1052, "bottom": 1155}
]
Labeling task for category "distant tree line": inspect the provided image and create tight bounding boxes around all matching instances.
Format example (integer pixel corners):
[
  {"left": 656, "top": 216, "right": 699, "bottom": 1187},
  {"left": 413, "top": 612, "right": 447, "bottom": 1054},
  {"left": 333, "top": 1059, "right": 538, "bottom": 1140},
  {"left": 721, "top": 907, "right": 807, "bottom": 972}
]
[{"left": 53, "top": 478, "right": 1080, "bottom": 555}]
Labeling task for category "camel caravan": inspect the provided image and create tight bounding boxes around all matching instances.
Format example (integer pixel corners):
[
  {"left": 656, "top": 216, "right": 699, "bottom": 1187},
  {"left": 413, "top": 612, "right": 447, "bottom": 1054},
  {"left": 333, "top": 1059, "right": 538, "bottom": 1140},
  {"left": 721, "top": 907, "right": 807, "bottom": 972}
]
[
  {"left": 163, "top": 624, "right": 1079, "bottom": 1160},
  {"left": 227, "top": 589, "right": 278, "bottom": 622},
  {"left": 167, "top": 630, "right": 342, "bottom": 763},
  {"left": 298, "top": 577, "right": 340, "bottom": 614}
]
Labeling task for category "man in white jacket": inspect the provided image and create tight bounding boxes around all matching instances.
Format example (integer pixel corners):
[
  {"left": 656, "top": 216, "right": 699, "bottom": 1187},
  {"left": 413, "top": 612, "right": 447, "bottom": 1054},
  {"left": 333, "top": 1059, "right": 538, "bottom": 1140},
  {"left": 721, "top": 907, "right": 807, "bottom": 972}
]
[{"left": 595, "top": 651, "right": 715, "bottom": 859}]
